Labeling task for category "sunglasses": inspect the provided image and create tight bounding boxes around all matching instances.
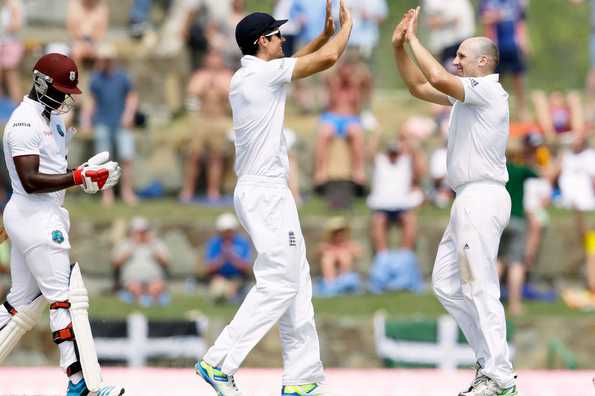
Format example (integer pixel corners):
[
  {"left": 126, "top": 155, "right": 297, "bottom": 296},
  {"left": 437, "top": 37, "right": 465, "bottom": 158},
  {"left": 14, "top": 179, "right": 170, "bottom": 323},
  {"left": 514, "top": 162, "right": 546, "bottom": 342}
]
[{"left": 253, "top": 29, "right": 282, "bottom": 45}]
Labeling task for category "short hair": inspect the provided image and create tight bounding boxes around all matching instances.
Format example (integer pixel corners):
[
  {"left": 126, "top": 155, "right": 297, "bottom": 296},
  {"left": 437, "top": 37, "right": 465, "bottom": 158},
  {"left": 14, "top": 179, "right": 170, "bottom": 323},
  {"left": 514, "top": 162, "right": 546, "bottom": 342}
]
[{"left": 474, "top": 37, "right": 499, "bottom": 72}]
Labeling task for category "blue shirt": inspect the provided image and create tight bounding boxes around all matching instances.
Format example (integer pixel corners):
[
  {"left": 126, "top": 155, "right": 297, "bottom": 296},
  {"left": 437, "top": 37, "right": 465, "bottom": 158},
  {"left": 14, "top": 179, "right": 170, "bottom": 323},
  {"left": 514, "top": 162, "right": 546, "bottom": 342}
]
[
  {"left": 90, "top": 69, "right": 132, "bottom": 129},
  {"left": 290, "top": 0, "right": 337, "bottom": 43},
  {"left": 205, "top": 234, "right": 252, "bottom": 279},
  {"left": 480, "top": 0, "right": 525, "bottom": 52}
]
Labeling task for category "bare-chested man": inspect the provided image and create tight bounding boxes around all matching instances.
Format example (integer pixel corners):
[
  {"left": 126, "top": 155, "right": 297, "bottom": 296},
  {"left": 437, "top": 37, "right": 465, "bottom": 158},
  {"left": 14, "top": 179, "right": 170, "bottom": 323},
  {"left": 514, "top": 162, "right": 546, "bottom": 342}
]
[
  {"left": 179, "top": 49, "right": 233, "bottom": 202},
  {"left": 314, "top": 52, "right": 371, "bottom": 187}
]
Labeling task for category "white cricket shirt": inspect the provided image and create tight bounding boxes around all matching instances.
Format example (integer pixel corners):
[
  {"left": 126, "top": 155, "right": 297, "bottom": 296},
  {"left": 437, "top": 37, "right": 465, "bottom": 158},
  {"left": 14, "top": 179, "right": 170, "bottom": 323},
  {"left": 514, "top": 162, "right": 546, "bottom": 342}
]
[
  {"left": 446, "top": 74, "right": 509, "bottom": 190},
  {"left": 230, "top": 55, "right": 297, "bottom": 179},
  {"left": 3, "top": 96, "right": 72, "bottom": 205}
]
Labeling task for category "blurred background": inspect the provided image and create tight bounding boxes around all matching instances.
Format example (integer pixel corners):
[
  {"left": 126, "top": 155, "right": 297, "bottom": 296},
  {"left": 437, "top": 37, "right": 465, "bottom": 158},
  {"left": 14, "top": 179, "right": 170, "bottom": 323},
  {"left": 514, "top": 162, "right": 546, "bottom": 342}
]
[{"left": 0, "top": 0, "right": 594, "bottom": 394}]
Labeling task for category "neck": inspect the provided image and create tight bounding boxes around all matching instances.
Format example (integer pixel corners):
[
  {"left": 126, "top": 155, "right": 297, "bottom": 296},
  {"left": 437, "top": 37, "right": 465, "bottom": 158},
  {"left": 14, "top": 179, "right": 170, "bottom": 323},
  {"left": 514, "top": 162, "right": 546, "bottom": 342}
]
[{"left": 27, "top": 87, "right": 51, "bottom": 121}]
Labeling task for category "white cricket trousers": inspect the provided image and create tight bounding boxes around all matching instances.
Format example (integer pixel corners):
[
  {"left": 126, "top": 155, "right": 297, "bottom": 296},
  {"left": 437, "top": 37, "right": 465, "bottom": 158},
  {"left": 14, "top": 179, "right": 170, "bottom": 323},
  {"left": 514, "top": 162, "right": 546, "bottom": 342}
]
[
  {"left": 0, "top": 196, "right": 77, "bottom": 372},
  {"left": 432, "top": 181, "right": 515, "bottom": 389},
  {"left": 203, "top": 175, "right": 324, "bottom": 386}
]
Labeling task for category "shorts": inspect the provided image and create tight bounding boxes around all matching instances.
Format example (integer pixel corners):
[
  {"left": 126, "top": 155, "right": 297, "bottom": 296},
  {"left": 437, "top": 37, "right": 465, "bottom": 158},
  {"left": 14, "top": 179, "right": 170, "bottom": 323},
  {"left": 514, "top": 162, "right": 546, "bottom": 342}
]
[
  {"left": 94, "top": 124, "right": 135, "bottom": 161},
  {"left": 189, "top": 115, "right": 231, "bottom": 155},
  {"left": 498, "top": 216, "right": 527, "bottom": 264},
  {"left": 320, "top": 112, "right": 362, "bottom": 138},
  {"left": 496, "top": 47, "right": 526, "bottom": 75},
  {"left": 374, "top": 209, "right": 409, "bottom": 223},
  {"left": 0, "top": 40, "right": 24, "bottom": 69}
]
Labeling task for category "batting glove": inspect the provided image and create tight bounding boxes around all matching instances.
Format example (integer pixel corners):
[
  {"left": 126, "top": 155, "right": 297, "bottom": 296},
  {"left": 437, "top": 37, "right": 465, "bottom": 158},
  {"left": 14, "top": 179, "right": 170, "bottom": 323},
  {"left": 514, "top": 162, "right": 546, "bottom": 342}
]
[{"left": 72, "top": 151, "right": 122, "bottom": 193}]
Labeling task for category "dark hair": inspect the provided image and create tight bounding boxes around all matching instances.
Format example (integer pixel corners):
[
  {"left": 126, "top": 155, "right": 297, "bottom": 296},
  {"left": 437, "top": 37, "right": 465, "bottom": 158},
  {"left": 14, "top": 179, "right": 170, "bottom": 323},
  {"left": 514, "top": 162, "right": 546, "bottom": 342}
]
[{"left": 240, "top": 30, "right": 277, "bottom": 56}]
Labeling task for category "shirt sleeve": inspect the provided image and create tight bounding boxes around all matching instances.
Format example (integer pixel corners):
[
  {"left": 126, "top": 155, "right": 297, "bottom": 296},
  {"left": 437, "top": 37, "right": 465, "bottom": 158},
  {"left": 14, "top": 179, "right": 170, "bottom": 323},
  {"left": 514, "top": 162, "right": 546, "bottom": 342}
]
[
  {"left": 460, "top": 77, "right": 494, "bottom": 107},
  {"left": 205, "top": 238, "right": 221, "bottom": 263},
  {"left": 6, "top": 123, "right": 42, "bottom": 157},
  {"left": 264, "top": 57, "right": 297, "bottom": 87}
]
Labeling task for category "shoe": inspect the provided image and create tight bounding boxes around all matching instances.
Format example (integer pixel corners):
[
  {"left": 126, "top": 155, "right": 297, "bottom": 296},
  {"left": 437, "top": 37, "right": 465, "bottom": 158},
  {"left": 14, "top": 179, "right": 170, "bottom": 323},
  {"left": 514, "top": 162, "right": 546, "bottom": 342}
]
[
  {"left": 67, "top": 379, "right": 125, "bottom": 396},
  {"left": 281, "top": 383, "right": 325, "bottom": 395},
  {"left": 195, "top": 360, "right": 242, "bottom": 396},
  {"left": 460, "top": 362, "right": 487, "bottom": 394},
  {"left": 459, "top": 376, "right": 518, "bottom": 396}
]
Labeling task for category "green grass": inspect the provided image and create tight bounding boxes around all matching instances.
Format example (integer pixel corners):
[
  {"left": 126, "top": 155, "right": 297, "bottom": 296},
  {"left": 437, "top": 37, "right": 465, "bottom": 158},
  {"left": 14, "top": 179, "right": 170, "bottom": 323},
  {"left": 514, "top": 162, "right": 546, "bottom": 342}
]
[{"left": 88, "top": 291, "right": 587, "bottom": 321}]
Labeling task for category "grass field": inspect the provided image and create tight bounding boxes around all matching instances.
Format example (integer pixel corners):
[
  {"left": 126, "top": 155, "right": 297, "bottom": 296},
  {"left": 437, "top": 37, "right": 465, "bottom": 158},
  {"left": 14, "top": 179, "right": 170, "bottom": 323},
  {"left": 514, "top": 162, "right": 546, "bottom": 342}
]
[{"left": 87, "top": 291, "right": 586, "bottom": 321}]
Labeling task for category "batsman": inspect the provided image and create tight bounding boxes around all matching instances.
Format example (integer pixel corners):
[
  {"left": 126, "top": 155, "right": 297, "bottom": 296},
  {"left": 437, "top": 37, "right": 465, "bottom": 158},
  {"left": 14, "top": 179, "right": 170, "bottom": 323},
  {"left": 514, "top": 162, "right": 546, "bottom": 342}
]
[{"left": 0, "top": 53, "right": 124, "bottom": 396}]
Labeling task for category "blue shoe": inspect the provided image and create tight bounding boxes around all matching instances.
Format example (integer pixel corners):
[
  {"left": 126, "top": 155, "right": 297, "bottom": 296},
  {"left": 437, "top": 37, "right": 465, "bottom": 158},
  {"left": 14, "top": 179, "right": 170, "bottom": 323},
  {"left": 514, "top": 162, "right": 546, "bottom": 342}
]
[
  {"left": 195, "top": 360, "right": 242, "bottom": 395},
  {"left": 67, "top": 379, "right": 125, "bottom": 396}
]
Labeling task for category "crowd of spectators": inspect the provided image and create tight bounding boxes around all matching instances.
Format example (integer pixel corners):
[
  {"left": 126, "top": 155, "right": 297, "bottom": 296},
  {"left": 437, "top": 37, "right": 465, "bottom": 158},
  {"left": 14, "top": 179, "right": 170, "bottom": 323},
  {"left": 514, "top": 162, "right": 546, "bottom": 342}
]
[{"left": 0, "top": 0, "right": 593, "bottom": 311}]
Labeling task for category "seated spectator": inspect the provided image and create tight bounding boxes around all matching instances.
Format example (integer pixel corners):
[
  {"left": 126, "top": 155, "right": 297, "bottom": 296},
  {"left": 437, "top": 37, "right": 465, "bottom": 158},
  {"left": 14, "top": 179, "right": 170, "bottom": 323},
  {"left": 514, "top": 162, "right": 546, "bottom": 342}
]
[
  {"left": 368, "top": 249, "right": 423, "bottom": 294},
  {"left": 0, "top": 0, "right": 24, "bottom": 104},
  {"left": 314, "top": 54, "right": 371, "bottom": 189},
  {"left": 367, "top": 132, "right": 425, "bottom": 254},
  {"left": 81, "top": 43, "right": 139, "bottom": 206},
  {"left": 67, "top": 0, "right": 109, "bottom": 67},
  {"left": 314, "top": 217, "right": 362, "bottom": 297},
  {"left": 423, "top": 0, "right": 475, "bottom": 70},
  {"left": 112, "top": 217, "right": 171, "bottom": 307},
  {"left": 532, "top": 90, "right": 585, "bottom": 142},
  {"left": 203, "top": 213, "right": 252, "bottom": 304},
  {"left": 179, "top": 49, "right": 232, "bottom": 203}
]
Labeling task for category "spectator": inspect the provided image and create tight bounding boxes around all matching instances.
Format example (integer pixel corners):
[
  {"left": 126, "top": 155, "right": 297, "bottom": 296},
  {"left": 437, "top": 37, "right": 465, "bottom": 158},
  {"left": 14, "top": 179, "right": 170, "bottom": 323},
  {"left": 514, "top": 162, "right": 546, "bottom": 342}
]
[
  {"left": 290, "top": 0, "right": 336, "bottom": 45},
  {"left": 67, "top": 0, "right": 109, "bottom": 67},
  {"left": 0, "top": 0, "right": 24, "bottom": 104},
  {"left": 532, "top": 90, "right": 585, "bottom": 143},
  {"left": 557, "top": 133, "right": 595, "bottom": 212},
  {"left": 343, "top": 0, "right": 388, "bottom": 59},
  {"left": 315, "top": 217, "right": 362, "bottom": 297},
  {"left": 203, "top": 213, "right": 252, "bottom": 304},
  {"left": 206, "top": 0, "right": 246, "bottom": 69},
  {"left": 81, "top": 43, "right": 139, "bottom": 206},
  {"left": 112, "top": 217, "right": 171, "bottom": 306},
  {"left": 367, "top": 131, "right": 425, "bottom": 254},
  {"left": 497, "top": 136, "right": 541, "bottom": 316},
  {"left": 273, "top": 0, "right": 301, "bottom": 56},
  {"left": 423, "top": 0, "right": 475, "bottom": 70},
  {"left": 179, "top": 49, "right": 232, "bottom": 203},
  {"left": 314, "top": 54, "right": 371, "bottom": 188},
  {"left": 479, "top": 0, "right": 530, "bottom": 119},
  {"left": 368, "top": 249, "right": 423, "bottom": 294}
]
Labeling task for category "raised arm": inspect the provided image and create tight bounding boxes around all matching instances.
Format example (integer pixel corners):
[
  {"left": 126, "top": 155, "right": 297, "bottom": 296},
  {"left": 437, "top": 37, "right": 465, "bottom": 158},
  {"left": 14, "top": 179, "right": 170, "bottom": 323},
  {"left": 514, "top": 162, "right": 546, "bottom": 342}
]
[
  {"left": 292, "top": 0, "right": 352, "bottom": 80},
  {"left": 292, "top": 0, "right": 335, "bottom": 57},
  {"left": 392, "top": 10, "right": 451, "bottom": 106},
  {"left": 405, "top": 7, "right": 465, "bottom": 102}
]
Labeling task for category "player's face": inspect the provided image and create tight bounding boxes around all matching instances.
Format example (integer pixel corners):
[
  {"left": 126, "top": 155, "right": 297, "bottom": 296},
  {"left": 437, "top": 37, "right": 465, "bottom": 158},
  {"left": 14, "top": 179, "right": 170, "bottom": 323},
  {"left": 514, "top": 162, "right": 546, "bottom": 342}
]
[
  {"left": 262, "top": 30, "right": 285, "bottom": 59},
  {"left": 453, "top": 42, "right": 480, "bottom": 77}
]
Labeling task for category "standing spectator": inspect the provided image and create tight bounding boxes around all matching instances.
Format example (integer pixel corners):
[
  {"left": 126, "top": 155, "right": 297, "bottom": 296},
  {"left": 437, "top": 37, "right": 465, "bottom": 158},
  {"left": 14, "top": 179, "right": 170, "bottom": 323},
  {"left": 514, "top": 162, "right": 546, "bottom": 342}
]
[
  {"left": 112, "top": 217, "right": 171, "bottom": 307},
  {"left": 203, "top": 213, "right": 252, "bottom": 304},
  {"left": 423, "top": 0, "right": 475, "bottom": 69},
  {"left": 274, "top": 0, "right": 301, "bottom": 56},
  {"left": 81, "top": 44, "right": 139, "bottom": 206},
  {"left": 67, "top": 0, "right": 109, "bottom": 66},
  {"left": 315, "top": 216, "right": 362, "bottom": 297},
  {"left": 290, "top": 0, "right": 336, "bottom": 45},
  {"left": 0, "top": 0, "right": 24, "bottom": 104},
  {"left": 204, "top": 0, "right": 246, "bottom": 69},
  {"left": 179, "top": 49, "right": 232, "bottom": 203},
  {"left": 367, "top": 131, "right": 425, "bottom": 254},
  {"left": 343, "top": 0, "right": 388, "bottom": 59},
  {"left": 497, "top": 137, "right": 540, "bottom": 316},
  {"left": 480, "top": 0, "right": 529, "bottom": 119},
  {"left": 314, "top": 54, "right": 371, "bottom": 188}
]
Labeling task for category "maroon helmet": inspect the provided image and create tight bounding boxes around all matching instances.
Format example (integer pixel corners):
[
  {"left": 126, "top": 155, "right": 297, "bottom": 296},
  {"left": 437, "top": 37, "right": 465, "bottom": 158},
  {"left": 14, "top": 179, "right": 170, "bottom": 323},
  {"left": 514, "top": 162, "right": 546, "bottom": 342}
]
[{"left": 33, "top": 53, "right": 81, "bottom": 94}]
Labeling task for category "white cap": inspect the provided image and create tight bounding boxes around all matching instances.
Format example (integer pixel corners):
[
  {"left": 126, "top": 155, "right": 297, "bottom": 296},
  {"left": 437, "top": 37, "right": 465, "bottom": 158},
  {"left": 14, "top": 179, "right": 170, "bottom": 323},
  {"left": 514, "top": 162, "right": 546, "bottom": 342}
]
[
  {"left": 130, "top": 216, "right": 150, "bottom": 231},
  {"left": 216, "top": 213, "right": 238, "bottom": 231}
]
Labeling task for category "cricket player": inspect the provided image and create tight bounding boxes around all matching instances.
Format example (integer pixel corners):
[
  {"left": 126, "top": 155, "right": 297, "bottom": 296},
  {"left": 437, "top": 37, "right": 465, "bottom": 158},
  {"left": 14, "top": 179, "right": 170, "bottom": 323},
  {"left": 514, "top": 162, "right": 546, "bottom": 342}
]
[
  {"left": 0, "top": 53, "right": 124, "bottom": 396},
  {"left": 196, "top": 1, "right": 352, "bottom": 395},
  {"left": 393, "top": 7, "right": 518, "bottom": 396}
]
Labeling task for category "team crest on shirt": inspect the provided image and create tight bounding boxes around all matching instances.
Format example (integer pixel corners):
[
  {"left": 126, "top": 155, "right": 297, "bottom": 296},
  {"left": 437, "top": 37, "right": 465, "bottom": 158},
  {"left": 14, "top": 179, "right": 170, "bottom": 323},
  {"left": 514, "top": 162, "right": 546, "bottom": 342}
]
[
  {"left": 470, "top": 79, "right": 479, "bottom": 87},
  {"left": 51, "top": 230, "right": 65, "bottom": 244},
  {"left": 56, "top": 124, "right": 65, "bottom": 137}
]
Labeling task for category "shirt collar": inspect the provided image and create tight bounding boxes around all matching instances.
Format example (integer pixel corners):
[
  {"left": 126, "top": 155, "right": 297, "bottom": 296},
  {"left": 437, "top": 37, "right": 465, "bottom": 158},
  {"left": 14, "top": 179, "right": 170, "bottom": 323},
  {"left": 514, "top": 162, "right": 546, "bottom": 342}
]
[
  {"left": 486, "top": 73, "right": 499, "bottom": 81},
  {"left": 240, "top": 55, "right": 267, "bottom": 68},
  {"left": 22, "top": 95, "right": 45, "bottom": 115}
]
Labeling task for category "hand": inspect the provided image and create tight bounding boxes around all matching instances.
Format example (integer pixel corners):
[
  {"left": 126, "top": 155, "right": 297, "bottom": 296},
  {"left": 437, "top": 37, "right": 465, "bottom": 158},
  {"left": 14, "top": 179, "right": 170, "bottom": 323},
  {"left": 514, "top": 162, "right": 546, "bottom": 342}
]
[
  {"left": 392, "top": 11, "right": 412, "bottom": 48},
  {"left": 323, "top": 0, "right": 335, "bottom": 38},
  {"left": 405, "top": 7, "right": 420, "bottom": 42},
  {"left": 73, "top": 152, "right": 122, "bottom": 193},
  {"left": 339, "top": 0, "right": 352, "bottom": 28}
]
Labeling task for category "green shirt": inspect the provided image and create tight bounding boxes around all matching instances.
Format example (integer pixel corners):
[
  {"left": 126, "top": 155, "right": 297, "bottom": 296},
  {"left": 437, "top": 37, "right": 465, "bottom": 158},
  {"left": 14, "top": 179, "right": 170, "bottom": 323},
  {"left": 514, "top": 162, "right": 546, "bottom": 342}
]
[{"left": 506, "top": 162, "right": 538, "bottom": 219}]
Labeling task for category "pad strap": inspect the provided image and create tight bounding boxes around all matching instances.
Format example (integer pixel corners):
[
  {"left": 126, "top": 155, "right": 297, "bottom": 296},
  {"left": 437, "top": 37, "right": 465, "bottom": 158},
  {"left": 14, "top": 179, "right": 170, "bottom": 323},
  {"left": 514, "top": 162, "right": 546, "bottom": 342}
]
[
  {"left": 52, "top": 323, "right": 75, "bottom": 344},
  {"left": 66, "top": 361, "right": 82, "bottom": 376},
  {"left": 50, "top": 301, "right": 71, "bottom": 310},
  {"left": 2, "top": 301, "right": 17, "bottom": 316}
]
